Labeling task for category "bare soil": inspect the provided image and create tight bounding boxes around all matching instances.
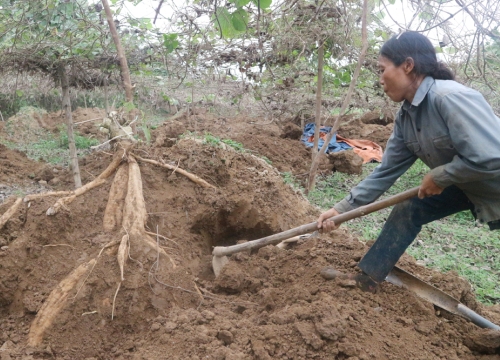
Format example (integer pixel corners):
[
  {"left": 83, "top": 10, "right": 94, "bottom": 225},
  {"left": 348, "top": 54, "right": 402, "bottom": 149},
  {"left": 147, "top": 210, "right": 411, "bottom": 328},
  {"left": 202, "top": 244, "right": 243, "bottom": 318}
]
[{"left": 0, "top": 108, "right": 499, "bottom": 360}]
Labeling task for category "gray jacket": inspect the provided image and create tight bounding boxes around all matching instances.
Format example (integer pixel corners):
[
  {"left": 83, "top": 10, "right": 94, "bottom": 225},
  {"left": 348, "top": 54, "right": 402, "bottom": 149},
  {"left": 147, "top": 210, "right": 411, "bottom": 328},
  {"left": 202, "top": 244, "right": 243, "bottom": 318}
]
[{"left": 334, "top": 76, "right": 500, "bottom": 226}]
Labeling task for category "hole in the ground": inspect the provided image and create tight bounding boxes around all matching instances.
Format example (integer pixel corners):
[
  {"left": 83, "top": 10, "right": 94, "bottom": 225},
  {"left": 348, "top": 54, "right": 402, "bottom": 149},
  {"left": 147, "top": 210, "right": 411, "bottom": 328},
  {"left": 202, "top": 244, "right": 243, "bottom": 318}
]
[{"left": 192, "top": 201, "right": 275, "bottom": 251}]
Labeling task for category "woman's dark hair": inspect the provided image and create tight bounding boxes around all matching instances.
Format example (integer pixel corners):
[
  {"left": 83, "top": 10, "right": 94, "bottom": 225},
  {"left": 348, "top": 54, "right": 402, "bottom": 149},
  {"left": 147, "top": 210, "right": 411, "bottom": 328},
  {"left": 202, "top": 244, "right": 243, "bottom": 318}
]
[{"left": 380, "top": 31, "right": 455, "bottom": 80}]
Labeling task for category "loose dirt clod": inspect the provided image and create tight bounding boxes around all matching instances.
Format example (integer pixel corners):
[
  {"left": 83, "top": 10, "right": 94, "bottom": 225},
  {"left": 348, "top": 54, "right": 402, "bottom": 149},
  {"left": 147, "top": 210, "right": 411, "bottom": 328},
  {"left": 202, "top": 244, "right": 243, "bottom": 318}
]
[{"left": 28, "top": 259, "right": 97, "bottom": 347}]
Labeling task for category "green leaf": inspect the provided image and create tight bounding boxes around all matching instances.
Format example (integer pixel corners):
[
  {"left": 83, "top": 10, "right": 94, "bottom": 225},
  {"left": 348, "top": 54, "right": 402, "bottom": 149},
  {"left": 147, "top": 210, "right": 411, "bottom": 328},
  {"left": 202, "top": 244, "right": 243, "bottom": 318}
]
[
  {"left": 251, "top": 0, "right": 272, "bottom": 9},
  {"left": 418, "top": 11, "right": 433, "bottom": 21},
  {"left": 163, "top": 33, "right": 179, "bottom": 54},
  {"left": 374, "top": 10, "right": 385, "bottom": 20},
  {"left": 123, "top": 102, "right": 136, "bottom": 112},
  {"left": 229, "top": 0, "right": 252, "bottom": 6},
  {"left": 341, "top": 72, "right": 351, "bottom": 83},
  {"left": 231, "top": 9, "right": 249, "bottom": 31},
  {"left": 15, "top": 90, "right": 24, "bottom": 97},
  {"left": 64, "top": 3, "right": 74, "bottom": 15},
  {"left": 212, "top": 8, "right": 239, "bottom": 38}
]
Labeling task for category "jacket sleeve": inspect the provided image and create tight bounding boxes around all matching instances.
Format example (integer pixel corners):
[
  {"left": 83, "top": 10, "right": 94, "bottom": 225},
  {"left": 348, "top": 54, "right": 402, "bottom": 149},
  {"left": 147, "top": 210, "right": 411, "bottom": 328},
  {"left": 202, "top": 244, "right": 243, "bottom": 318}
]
[
  {"left": 334, "top": 117, "right": 417, "bottom": 213},
  {"left": 430, "top": 90, "right": 500, "bottom": 187}
]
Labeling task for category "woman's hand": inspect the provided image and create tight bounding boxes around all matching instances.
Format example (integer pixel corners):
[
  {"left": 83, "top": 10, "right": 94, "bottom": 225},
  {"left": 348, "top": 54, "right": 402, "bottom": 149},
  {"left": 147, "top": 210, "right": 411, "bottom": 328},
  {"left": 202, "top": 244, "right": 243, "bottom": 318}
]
[
  {"left": 317, "top": 208, "right": 341, "bottom": 233},
  {"left": 418, "top": 173, "right": 444, "bottom": 199}
]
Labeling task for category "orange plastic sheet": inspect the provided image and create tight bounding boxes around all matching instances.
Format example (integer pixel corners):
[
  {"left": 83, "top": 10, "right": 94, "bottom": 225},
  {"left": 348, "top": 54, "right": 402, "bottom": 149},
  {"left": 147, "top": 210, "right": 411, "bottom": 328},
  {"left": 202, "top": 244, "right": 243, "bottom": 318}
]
[{"left": 336, "top": 135, "right": 384, "bottom": 163}]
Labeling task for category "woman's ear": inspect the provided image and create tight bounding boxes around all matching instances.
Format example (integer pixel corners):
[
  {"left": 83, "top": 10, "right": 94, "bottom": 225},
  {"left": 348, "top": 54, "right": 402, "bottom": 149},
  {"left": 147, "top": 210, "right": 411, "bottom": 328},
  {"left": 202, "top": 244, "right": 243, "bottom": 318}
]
[{"left": 404, "top": 57, "right": 415, "bottom": 74}]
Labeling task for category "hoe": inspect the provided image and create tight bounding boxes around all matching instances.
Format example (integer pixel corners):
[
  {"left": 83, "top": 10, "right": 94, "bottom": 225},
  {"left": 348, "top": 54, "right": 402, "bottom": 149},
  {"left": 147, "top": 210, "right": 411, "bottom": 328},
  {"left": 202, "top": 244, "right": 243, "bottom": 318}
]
[{"left": 212, "top": 187, "right": 500, "bottom": 330}]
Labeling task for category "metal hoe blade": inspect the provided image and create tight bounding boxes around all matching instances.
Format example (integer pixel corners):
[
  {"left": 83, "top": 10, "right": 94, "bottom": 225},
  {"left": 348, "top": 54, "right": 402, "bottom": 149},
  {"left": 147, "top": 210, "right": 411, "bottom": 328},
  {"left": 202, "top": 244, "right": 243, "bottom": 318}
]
[{"left": 387, "top": 266, "right": 500, "bottom": 330}]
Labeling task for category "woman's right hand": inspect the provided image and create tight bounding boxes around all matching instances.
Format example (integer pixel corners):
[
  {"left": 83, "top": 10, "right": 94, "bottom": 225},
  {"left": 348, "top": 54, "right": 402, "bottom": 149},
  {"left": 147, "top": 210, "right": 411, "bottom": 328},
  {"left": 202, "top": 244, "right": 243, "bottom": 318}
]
[{"left": 317, "top": 208, "right": 341, "bottom": 233}]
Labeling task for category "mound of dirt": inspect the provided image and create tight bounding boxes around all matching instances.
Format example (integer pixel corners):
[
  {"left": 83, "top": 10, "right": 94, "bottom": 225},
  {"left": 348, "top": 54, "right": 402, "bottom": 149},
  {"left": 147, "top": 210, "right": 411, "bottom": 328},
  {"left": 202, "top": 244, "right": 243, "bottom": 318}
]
[
  {"left": 37, "top": 107, "right": 106, "bottom": 135},
  {"left": 2, "top": 107, "right": 107, "bottom": 153},
  {"left": 1, "top": 110, "right": 499, "bottom": 360}
]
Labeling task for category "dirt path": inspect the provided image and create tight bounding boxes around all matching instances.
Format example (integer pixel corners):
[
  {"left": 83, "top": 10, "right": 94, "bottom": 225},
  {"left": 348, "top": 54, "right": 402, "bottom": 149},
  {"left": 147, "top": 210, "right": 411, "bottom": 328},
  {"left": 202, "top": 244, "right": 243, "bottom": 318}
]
[{"left": 0, "top": 109, "right": 499, "bottom": 359}]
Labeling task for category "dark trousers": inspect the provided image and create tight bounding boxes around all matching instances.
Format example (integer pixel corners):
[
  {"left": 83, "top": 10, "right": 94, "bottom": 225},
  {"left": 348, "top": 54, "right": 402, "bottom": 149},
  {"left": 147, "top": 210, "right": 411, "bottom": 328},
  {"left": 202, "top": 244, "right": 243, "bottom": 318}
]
[{"left": 358, "top": 185, "right": 474, "bottom": 283}]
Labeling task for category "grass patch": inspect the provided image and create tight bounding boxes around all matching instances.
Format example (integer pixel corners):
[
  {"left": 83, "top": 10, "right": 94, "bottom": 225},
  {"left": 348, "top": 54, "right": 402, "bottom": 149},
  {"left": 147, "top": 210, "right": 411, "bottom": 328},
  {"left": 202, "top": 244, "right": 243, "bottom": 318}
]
[
  {"left": 4, "top": 127, "right": 99, "bottom": 165},
  {"left": 282, "top": 171, "right": 304, "bottom": 191},
  {"left": 199, "top": 133, "right": 246, "bottom": 152},
  {"left": 308, "top": 160, "right": 500, "bottom": 304},
  {"left": 180, "top": 131, "right": 273, "bottom": 164}
]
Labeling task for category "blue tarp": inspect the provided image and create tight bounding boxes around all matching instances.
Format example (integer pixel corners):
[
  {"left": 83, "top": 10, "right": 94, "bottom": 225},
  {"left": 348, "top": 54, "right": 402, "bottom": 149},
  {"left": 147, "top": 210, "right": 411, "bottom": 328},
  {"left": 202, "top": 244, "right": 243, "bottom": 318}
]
[{"left": 301, "top": 123, "right": 352, "bottom": 153}]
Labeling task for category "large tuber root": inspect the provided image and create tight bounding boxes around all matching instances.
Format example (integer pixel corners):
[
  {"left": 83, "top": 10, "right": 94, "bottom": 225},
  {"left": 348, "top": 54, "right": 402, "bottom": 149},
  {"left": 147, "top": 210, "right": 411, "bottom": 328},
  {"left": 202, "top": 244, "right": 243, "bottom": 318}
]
[
  {"left": 122, "top": 154, "right": 148, "bottom": 236},
  {"left": 28, "top": 259, "right": 97, "bottom": 347},
  {"left": 103, "top": 163, "right": 129, "bottom": 231},
  {"left": 108, "top": 154, "right": 178, "bottom": 320},
  {"left": 0, "top": 197, "right": 23, "bottom": 229},
  {"left": 121, "top": 155, "right": 176, "bottom": 267}
]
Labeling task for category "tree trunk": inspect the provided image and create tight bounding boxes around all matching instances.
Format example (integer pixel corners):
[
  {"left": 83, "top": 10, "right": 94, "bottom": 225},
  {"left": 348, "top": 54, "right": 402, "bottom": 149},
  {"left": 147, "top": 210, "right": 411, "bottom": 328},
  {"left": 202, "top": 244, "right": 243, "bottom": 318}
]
[
  {"left": 311, "top": 42, "right": 324, "bottom": 160},
  {"left": 306, "top": 0, "right": 370, "bottom": 194},
  {"left": 101, "top": 0, "right": 134, "bottom": 104},
  {"left": 58, "top": 64, "right": 82, "bottom": 189}
]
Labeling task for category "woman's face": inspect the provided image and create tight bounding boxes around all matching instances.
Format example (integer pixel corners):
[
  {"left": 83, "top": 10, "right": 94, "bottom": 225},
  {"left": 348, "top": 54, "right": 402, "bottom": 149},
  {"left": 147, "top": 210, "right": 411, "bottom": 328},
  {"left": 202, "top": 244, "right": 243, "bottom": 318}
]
[{"left": 377, "top": 55, "right": 415, "bottom": 103}]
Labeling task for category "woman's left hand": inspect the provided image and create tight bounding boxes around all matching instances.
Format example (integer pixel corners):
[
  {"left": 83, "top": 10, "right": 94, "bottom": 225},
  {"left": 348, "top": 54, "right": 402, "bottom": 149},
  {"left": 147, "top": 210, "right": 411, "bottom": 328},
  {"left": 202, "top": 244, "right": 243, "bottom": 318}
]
[{"left": 418, "top": 173, "right": 444, "bottom": 199}]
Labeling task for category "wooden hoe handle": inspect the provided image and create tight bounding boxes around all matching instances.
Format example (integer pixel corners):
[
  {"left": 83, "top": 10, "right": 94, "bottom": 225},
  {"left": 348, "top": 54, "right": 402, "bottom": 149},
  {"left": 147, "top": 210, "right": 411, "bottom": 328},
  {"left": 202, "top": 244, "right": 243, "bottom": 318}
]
[{"left": 212, "top": 186, "right": 420, "bottom": 257}]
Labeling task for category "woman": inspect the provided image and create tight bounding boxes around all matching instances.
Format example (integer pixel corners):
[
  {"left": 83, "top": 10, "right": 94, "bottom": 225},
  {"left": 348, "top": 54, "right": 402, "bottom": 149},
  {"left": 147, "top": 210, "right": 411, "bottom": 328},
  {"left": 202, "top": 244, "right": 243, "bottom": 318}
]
[{"left": 317, "top": 31, "right": 500, "bottom": 291}]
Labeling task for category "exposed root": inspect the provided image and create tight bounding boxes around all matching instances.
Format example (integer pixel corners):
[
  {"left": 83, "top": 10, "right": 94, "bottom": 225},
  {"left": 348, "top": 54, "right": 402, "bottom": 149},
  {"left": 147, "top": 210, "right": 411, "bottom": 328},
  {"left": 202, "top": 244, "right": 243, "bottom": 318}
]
[
  {"left": 47, "top": 194, "right": 79, "bottom": 216},
  {"left": 99, "top": 146, "right": 130, "bottom": 179},
  {"left": 119, "top": 154, "right": 177, "bottom": 273},
  {"left": 122, "top": 154, "right": 147, "bottom": 236},
  {"left": 28, "top": 259, "right": 97, "bottom": 347},
  {"left": 103, "top": 163, "right": 129, "bottom": 231},
  {"left": 99, "top": 239, "right": 121, "bottom": 255},
  {"left": 143, "top": 235, "right": 177, "bottom": 269},
  {"left": 111, "top": 282, "right": 121, "bottom": 320},
  {"left": 151, "top": 274, "right": 257, "bottom": 307},
  {"left": 193, "top": 281, "right": 204, "bottom": 302},
  {"left": 135, "top": 155, "right": 216, "bottom": 189},
  {"left": 47, "top": 149, "right": 126, "bottom": 216},
  {"left": 117, "top": 234, "right": 128, "bottom": 281},
  {"left": 43, "top": 244, "right": 76, "bottom": 249},
  {"left": 145, "top": 231, "right": 181, "bottom": 249},
  {"left": 81, "top": 311, "right": 97, "bottom": 316},
  {"left": 24, "top": 191, "right": 73, "bottom": 202},
  {"left": 72, "top": 239, "right": 120, "bottom": 300},
  {"left": 0, "top": 197, "right": 22, "bottom": 229}
]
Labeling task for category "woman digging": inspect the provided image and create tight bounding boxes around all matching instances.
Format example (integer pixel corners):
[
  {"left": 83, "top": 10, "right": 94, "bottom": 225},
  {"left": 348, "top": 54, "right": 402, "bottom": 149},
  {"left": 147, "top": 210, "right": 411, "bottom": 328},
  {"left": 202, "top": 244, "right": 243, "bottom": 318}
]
[{"left": 317, "top": 31, "right": 500, "bottom": 292}]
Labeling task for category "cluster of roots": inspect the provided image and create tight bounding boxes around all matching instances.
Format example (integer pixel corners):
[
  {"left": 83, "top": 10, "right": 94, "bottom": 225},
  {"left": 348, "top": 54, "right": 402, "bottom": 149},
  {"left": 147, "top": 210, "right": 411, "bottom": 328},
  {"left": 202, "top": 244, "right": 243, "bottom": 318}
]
[{"left": 1, "top": 141, "right": 216, "bottom": 347}]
